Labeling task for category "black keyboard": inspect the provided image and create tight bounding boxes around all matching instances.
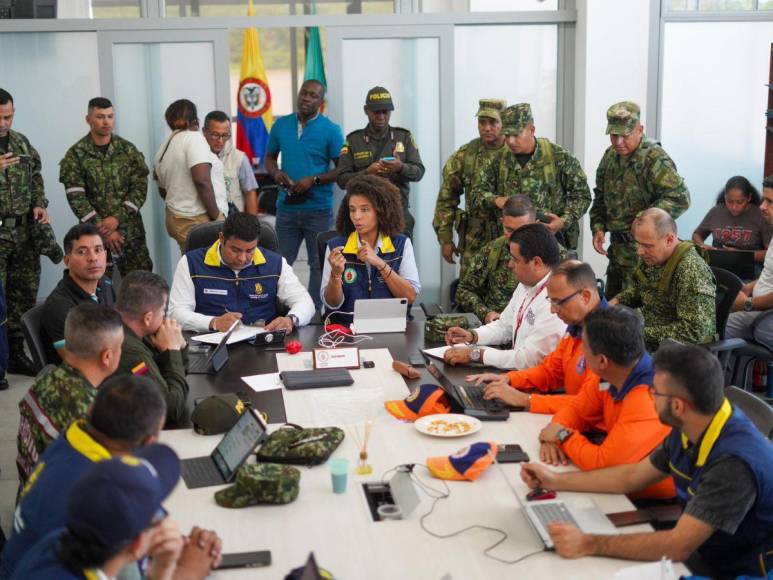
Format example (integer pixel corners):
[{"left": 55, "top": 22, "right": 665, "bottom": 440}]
[
  {"left": 181, "top": 456, "right": 224, "bottom": 488},
  {"left": 455, "top": 384, "right": 503, "bottom": 412},
  {"left": 187, "top": 354, "right": 212, "bottom": 375}
]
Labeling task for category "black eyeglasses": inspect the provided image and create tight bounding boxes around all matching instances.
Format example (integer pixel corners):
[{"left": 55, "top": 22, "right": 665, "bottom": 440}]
[
  {"left": 547, "top": 289, "right": 581, "bottom": 308},
  {"left": 648, "top": 386, "right": 694, "bottom": 408}
]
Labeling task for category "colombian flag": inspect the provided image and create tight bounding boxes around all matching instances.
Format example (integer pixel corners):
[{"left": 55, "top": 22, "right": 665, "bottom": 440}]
[{"left": 236, "top": 0, "right": 273, "bottom": 171}]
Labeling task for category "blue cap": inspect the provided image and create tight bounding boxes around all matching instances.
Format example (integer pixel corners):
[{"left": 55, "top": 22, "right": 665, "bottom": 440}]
[{"left": 66, "top": 444, "right": 180, "bottom": 552}]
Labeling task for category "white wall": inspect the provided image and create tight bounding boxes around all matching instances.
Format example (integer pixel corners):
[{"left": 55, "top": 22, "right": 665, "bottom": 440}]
[
  {"left": 574, "top": 0, "right": 652, "bottom": 280},
  {"left": 661, "top": 21, "right": 773, "bottom": 239}
]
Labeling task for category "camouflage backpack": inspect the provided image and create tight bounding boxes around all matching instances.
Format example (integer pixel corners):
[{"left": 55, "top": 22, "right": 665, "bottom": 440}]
[
  {"left": 256, "top": 424, "right": 344, "bottom": 466},
  {"left": 215, "top": 463, "right": 300, "bottom": 508},
  {"left": 424, "top": 315, "right": 470, "bottom": 343}
]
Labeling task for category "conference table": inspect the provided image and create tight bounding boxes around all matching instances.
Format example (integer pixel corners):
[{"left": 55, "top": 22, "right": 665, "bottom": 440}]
[{"left": 160, "top": 323, "right": 688, "bottom": 579}]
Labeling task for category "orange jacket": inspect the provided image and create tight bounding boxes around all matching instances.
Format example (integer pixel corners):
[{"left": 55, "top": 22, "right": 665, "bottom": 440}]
[
  {"left": 553, "top": 357, "right": 675, "bottom": 499},
  {"left": 506, "top": 330, "right": 597, "bottom": 414}
]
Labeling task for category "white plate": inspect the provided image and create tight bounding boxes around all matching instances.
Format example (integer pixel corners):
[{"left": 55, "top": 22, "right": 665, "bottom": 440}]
[{"left": 414, "top": 414, "right": 482, "bottom": 438}]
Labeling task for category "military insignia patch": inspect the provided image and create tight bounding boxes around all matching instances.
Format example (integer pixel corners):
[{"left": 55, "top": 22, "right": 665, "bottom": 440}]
[
  {"left": 343, "top": 267, "right": 357, "bottom": 284},
  {"left": 255, "top": 282, "right": 263, "bottom": 294},
  {"left": 394, "top": 141, "right": 405, "bottom": 153},
  {"left": 354, "top": 151, "right": 371, "bottom": 160}
]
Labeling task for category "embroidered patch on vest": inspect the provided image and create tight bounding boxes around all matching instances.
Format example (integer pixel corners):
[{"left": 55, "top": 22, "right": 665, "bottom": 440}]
[
  {"left": 576, "top": 355, "right": 586, "bottom": 375},
  {"left": 203, "top": 288, "right": 228, "bottom": 296},
  {"left": 255, "top": 282, "right": 263, "bottom": 294},
  {"left": 343, "top": 267, "right": 358, "bottom": 284}
]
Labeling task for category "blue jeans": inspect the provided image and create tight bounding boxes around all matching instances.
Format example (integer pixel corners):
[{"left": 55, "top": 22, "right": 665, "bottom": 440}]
[{"left": 276, "top": 208, "right": 333, "bottom": 310}]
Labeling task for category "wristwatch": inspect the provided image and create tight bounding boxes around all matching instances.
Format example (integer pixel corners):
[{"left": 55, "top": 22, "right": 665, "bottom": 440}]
[
  {"left": 288, "top": 314, "right": 299, "bottom": 329},
  {"left": 556, "top": 427, "right": 573, "bottom": 444},
  {"left": 313, "top": 175, "right": 321, "bottom": 186},
  {"left": 470, "top": 347, "right": 482, "bottom": 362},
  {"left": 744, "top": 297, "right": 754, "bottom": 312}
]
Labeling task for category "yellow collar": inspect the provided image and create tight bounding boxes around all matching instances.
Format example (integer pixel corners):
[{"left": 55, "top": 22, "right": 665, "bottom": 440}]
[
  {"left": 203, "top": 240, "right": 266, "bottom": 267},
  {"left": 66, "top": 420, "right": 112, "bottom": 462},
  {"left": 342, "top": 231, "right": 396, "bottom": 255},
  {"left": 681, "top": 398, "right": 732, "bottom": 467}
]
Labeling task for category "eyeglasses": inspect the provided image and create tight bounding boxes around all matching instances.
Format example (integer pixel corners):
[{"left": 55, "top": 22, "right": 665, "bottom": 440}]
[
  {"left": 648, "top": 386, "right": 694, "bottom": 408},
  {"left": 547, "top": 289, "right": 581, "bottom": 308},
  {"left": 207, "top": 132, "right": 231, "bottom": 141}
]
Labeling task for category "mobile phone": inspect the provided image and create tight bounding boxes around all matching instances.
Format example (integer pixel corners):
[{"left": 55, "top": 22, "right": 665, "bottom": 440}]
[
  {"left": 219, "top": 550, "right": 272, "bottom": 569},
  {"left": 381, "top": 156, "right": 396, "bottom": 161},
  {"left": 536, "top": 210, "right": 550, "bottom": 224},
  {"left": 607, "top": 510, "right": 653, "bottom": 528},
  {"left": 408, "top": 354, "right": 426, "bottom": 368},
  {"left": 496, "top": 444, "right": 529, "bottom": 463},
  {"left": 14, "top": 154, "right": 31, "bottom": 165}
]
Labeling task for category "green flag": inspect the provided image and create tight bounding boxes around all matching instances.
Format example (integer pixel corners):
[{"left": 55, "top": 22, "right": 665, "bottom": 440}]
[{"left": 304, "top": 27, "right": 327, "bottom": 110}]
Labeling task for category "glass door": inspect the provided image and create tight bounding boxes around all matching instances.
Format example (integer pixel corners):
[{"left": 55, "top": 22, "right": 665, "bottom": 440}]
[{"left": 97, "top": 29, "right": 231, "bottom": 281}]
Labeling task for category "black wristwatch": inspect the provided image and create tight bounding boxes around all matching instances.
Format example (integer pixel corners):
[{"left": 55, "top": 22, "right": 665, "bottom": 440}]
[
  {"left": 556, "top": 427, "right": 573, "bottom": 444},
  {"left": 288, "top": 314, "right": 299, "bottom": 329},
  {"left": 313, "top": 175, "right": 321, "bottom": 186}
]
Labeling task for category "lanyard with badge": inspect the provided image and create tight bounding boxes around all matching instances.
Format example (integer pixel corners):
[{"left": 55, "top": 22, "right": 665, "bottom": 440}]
[{"left": 512, "top": 282, "right": 548, "bottom": 346}]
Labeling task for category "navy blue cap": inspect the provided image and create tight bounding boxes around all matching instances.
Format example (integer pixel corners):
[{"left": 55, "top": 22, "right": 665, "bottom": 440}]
[{"left": 66, "top": 444, "right": 180, "bottom": 552}]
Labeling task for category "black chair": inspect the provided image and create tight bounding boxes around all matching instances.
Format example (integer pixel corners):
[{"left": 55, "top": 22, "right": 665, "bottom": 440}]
[
  {"left": 20, "top": 304, "right": 48, "bottom": 374},
  {"left": 725, "top": 385, "right": 773, "bottom": 439},
  {"left": 449, "top": 278, "right": 460, "bottom": 311},
  {"left": 704, "top": 267, "right": 747, "bottom": 378},
  {"left": 183, "top": 219, "right": 279, "bottom": 254},
  {"left": 316, "top": 230, "right": 339, "bottom": 272},
  {"left": 730, "top": 310, "right": 773, "bottom": 390},
  {"left": 184, "top": 221, "right": 223, "bottom": 253}
]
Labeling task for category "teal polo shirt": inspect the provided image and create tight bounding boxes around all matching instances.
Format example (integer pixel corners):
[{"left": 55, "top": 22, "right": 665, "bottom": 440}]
[{"left": 267, "top": 113, "right": 344, "bottom": 212}]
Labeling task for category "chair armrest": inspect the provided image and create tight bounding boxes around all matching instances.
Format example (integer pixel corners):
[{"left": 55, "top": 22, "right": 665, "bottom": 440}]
[{"left": 705, "top": 338, "right": 747, "bottom": 354}]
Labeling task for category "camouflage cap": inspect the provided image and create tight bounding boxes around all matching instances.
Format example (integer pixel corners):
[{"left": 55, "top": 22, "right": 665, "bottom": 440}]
[
  {"left": 424, "top": 315, "right": 470, "bottom": 343},
  {"left": 501, "top": 103, "right": 534, "bottom": 136},
  {"left": 30, "top": 221, "right": 63, "bottom": 264},
  {"left": 215, "top": 463, "right": 301, "bottom": 508},
  {"left": 475, "top": 99, "right": 507, "bottom": 122},
  {"left": 606, "top": 101, "right": 641, "bottom": 136},
  {"left": 365, "top": 86, "right": 394, "bottom": 111},
  {"left": 191, "top": 394, "right": 246, "bottom": 436}
]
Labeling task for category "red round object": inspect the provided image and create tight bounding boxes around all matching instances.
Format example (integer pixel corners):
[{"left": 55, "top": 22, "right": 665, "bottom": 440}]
[{"left": 286, "top": 340, "right": 302, "bottom": 355}]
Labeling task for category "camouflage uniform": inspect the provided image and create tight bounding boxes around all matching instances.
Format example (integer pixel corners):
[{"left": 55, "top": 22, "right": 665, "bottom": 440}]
[
  {"left": 455, "top": 236, "right": 518, "bottom": 321},
  {"left": 59, "top": 133, "right": 153, "bottom": 275},
  {"left": 0, "top": 130, "right": 47, "bottom": 344},
  {"left": 615, "top": 242, "right": 716, "bottom": 352},
  {"left": 16, "top": 363, "right": 97, "bottom": 481},
  {"left": 590, "top": 102, "right": 690, "bottom": 298},
  {"left": 473, "top": 104, "right": 591, "bottom": 251},
  {"left": 433, "top": 99, "right": 507, "bottom": 275}
]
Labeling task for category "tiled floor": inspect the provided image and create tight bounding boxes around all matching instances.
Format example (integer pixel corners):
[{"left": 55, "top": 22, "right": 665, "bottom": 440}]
[{"left": 0, "top": 373, "right": 33, "bottom": 537}]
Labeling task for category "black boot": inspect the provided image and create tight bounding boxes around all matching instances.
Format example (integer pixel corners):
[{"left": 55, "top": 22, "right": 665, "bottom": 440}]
[
  {"left": 8, "top": 338, "right": 36, "bottom": 377},
  {"left": 0, "top": 375, "right": 8, "bottom": 390}
]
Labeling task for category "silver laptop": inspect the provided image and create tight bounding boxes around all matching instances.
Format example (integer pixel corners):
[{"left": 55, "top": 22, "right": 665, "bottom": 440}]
[
  {"left": 350, "top": 298, "right": 408, "bottom": 334},
  {"left": 494, "top": 460, "right": 617, "bottom": 549}
]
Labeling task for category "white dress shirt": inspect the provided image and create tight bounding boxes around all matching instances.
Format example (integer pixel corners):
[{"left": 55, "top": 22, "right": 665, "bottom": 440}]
[
  {"left": 473, "top": 271, "right": 566, "bottom": 369},
  {"left": 168, "top": 249, "right": 316, "bottom": 332}
]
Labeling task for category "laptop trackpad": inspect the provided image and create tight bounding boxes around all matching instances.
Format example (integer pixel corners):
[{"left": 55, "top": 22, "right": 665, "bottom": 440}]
[{"left": 571, "top": 498, "right": 618, "bottom": 535}]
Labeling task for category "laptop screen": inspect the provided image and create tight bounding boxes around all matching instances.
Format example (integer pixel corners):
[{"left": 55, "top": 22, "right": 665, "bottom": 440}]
[{"left": 212, "top": 408, "right": 267, "bottom": 480}]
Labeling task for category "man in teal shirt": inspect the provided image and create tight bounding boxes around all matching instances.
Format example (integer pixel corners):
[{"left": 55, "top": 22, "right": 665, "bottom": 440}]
[{"left": 265, "top": 80, "right": 344, "bottom": 310}]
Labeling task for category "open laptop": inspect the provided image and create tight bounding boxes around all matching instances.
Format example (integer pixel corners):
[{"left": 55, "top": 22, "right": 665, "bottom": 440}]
[
  {"left": 187, "top": 319, "right": 239, "bottom": 375},
  {"left": 708, "top": 248, "right": 756, "bottom": 280},
  {"left": 351, "top": 298, "right": 408, "bottom": 334},
  {"left": 181, "top": 407, "right": 268, "bottom": 488},
  {"left": 421, "top": 351, "right": 510, "bottom": 421},
  {"left": 494, "top": 460, "right": 617, "bottom": 549}
]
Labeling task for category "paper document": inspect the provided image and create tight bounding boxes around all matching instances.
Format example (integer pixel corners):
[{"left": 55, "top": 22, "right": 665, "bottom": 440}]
[
  {"left": 191, "top": 326, "right": 262, "bottom": 345},
  {"left": 421, "top": 345, "right": 465, "bottom": 360},
  {"left": 614, "top": 558, "right": 677, "bottom": 580},
  {"left": 241, "top": 372, "right": 283, "bottom": 393}
]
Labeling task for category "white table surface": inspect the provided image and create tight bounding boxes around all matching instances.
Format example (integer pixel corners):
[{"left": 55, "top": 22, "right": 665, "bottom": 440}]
[{"left": 160, "top": 348, "right": 688, "bottom": 579}]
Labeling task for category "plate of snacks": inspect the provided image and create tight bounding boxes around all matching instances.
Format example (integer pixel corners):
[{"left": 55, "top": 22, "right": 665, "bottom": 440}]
[{"left": 414, "top": 414, "right": 482, "bottom": 438}]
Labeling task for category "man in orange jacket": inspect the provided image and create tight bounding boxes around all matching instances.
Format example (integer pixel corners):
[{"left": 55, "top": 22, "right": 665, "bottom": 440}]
[
  {"left": 535, "top": 305, "right": 674, "bottom": 498},
  {"left": 468, "top": 260, "right": 604, "bottom": 414}
]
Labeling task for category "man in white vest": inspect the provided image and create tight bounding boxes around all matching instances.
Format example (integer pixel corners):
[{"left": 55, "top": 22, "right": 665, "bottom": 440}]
[{"left": 203, "top": 110, "right": 259, "bottom": 215}]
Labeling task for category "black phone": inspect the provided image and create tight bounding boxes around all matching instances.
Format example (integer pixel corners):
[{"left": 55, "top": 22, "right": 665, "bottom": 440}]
[
  {"left": 536, "top": 210, "right": 551, "bottom": 224},
  {"left": 607, "top": 510, "right": 653, "bottom": 528},
  {"left": 496, "top": 444, "right": 530, "bottom": 463},
  {"left": 408, "top": 354, "right": 426, "bottom": 368},
  {"left": 219, "top": 550, "right": 272, "bottom": 569}
]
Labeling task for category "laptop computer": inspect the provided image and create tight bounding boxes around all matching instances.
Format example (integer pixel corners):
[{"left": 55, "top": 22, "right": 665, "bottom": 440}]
[
  {"left": 494, "top": 460, "right": 617, "bottom": 549},
  {"left": 351, "top": 298, "right": 408, "bottom": 334},
  {"left": 187, "top": 319, "right": 239, "bottom": 375},
  {"left": 708, "top": 248, "right": 756, "bottom": 280},
  {"left": 420, "top": 351, "right": 510, "bottom": 421},
  {"left": 181, "top": 407, "right": 268, "bottom": 489}
]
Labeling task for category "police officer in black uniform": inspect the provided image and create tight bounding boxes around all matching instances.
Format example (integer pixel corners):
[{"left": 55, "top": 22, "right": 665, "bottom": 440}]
[{"left": 336, "top": 86, "right": 425, "bottom": 238}]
